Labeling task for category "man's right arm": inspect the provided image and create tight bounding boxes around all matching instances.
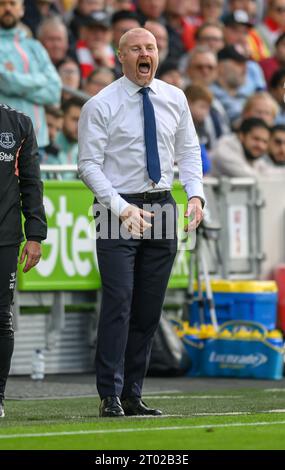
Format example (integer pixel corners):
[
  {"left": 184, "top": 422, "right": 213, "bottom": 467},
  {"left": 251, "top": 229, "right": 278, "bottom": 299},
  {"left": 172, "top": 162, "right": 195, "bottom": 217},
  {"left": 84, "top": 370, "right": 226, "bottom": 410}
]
[{"left": 78, "top": 99, "right": 129, "bottom": 217}]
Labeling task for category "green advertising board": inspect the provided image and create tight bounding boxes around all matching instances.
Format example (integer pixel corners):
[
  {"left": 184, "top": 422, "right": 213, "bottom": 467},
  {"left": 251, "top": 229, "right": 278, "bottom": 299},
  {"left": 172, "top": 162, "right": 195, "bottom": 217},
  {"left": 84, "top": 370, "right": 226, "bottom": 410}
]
[{"left": 17, "top": 180, "right": 192, "bottom": 291}]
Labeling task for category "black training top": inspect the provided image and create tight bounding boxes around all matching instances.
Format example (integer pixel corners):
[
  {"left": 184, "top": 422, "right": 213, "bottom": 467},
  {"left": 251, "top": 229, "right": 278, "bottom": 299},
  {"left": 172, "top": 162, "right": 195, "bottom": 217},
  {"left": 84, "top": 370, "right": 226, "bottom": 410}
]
[{"left": 0, "top": 104, "right": 47, "bottom": 246}]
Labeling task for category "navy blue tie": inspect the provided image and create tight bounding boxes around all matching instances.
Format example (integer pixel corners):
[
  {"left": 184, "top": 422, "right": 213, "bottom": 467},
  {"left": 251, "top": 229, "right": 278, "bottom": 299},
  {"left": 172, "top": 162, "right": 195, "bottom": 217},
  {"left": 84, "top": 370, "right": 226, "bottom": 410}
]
[{"left": 139, "top": 87, "right": 161, "bottom": 184}]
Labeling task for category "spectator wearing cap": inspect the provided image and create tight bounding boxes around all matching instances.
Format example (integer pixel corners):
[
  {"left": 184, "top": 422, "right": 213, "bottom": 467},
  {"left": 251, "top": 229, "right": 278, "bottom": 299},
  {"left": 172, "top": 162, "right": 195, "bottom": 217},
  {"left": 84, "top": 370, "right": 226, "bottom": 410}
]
[
  {"left": 69, "top": 0, "right": 106, "bottom": 40},
  {"left": 211, "top": 45, "right": 249, "bottom": 125},
  {"left": 195, "top": 21, "right": 225, "bottom": 53},
  {"left": 270, "top": 68, "right": 285, "bottom": 125},
  {"left": 211, "top": 117, "right": 271, "bottom": 177},
  {"left": 257, "top": 0, "right": 285, "bottom": 54},
  {"left": 145, "top": 20, "right": 169, "bottom": 63},
  {"left": 111, "top": 10, "right": 141, "bottom": 77},
  {"left": 135, "top": 0, "right": 167, "bottom": 25},
  {"left": 164, "top": 0, "right": 197, "bottom": 63},
  {"left": 227, "top": 0, "right": 270, "bottom": 60},
  {"left": 75, "top": 11, "right": 115, "bottom": 79},
  {"left": 223, "top": 10, "right": 270, "bottom": 61},
  {"left": 223, "top": 10, "right": 267, "bottom": 94},
  {"left": 259, "top": 32, "right": 285, "bottom": 85},
  {"left": 157, "top": 59, "right": 184, "bottom": 88},
  {"left": 37, "top": 15, "right": 70, "bottom": 68}
]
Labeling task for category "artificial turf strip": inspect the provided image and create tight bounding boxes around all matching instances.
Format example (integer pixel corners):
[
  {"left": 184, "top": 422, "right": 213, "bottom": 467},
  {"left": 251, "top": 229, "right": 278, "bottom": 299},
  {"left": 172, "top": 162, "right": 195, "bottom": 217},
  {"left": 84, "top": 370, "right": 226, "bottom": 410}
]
[{"left": 1, "top": 390, "right": 285, "bottom": 450}]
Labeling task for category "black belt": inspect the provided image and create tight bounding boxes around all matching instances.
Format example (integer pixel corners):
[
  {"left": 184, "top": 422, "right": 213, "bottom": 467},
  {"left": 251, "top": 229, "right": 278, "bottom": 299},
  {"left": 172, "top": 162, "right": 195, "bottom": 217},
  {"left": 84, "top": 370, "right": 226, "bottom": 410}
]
[{"left": 120, "top": 190, "right": 170, "bottom": 201}]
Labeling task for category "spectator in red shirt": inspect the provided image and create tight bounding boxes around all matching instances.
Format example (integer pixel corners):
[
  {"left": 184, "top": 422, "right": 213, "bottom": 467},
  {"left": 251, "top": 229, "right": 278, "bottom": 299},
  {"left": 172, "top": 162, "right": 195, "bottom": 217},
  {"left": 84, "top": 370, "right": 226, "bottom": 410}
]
[{"left": 259, "top": 32, "right": 285, "bottom": 85}]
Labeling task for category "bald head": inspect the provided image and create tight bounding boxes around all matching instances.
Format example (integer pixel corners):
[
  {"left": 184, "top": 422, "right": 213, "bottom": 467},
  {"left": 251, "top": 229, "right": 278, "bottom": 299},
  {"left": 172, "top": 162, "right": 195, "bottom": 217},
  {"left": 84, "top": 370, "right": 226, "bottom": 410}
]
[
  {"left": 119, "top": 27, "right": 157, "bottom": 52},
  {"left": 118, "top": 28, "right": 159, "bottom": 87}
]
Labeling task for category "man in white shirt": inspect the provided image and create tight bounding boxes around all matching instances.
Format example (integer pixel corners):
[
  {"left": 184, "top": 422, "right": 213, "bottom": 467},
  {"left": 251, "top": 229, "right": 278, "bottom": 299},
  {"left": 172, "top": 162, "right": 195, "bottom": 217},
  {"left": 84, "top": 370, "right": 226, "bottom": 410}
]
[{"left": 78, "top": 28, "right": 204, "bottom": 417}]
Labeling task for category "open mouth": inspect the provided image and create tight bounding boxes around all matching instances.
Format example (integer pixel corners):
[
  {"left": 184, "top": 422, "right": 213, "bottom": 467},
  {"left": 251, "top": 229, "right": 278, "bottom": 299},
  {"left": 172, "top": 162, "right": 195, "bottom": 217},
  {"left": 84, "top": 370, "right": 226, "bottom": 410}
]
[{"left": 138, "top": 62, "right": 151, "bottom": 75}]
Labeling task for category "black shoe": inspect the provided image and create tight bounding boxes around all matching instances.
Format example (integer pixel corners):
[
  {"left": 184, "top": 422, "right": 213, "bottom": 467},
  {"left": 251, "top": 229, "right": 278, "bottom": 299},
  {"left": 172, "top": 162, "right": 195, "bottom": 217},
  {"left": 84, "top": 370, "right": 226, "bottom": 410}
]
[
  {"left": 0, "top": 401, "right": 4, "bottom": 418},
  {"left": 99, "top": 396, "right": 125, "bottom": 417},
  {"left": 121, "top": 397, "right": 162, "bottom": 416}
]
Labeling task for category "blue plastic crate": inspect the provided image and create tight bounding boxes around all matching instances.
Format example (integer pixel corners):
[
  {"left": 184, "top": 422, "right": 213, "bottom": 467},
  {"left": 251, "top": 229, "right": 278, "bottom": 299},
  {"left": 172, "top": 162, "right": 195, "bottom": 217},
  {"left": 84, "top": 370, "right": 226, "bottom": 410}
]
[{"left": 189, "top": 281, "right": 278, "bottom": 330}]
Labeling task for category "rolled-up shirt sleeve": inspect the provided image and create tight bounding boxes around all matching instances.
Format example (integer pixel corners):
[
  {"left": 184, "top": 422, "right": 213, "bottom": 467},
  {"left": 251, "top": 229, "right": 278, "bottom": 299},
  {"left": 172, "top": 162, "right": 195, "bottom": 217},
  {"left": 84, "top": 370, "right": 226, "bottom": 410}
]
[
  {"left": 78, "top": 99, "right": 129, "bottom": 217},
  {"left": 174, "top": 95, "right": 205, "bottom": 203}
]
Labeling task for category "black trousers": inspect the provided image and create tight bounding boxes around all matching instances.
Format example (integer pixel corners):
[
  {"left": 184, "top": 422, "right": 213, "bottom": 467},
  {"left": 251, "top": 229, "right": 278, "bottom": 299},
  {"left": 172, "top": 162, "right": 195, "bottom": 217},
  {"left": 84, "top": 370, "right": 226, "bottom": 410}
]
[
  {"left": 95, "top": 192, "right": 177, "bottom": 399},
  {"left": 0, "top": 245, "right": 19, "bottom": 401}
]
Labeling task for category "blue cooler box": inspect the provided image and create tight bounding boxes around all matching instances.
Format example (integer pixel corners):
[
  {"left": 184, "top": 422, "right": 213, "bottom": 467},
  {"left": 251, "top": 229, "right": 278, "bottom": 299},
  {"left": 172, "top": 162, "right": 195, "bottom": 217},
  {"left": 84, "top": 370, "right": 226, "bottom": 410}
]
[
  {"left": 189, "top": 280, "right": 278, "bottom": 330},
  {"left": 201, "top": 321, "right": 284, "bottom": 380}
]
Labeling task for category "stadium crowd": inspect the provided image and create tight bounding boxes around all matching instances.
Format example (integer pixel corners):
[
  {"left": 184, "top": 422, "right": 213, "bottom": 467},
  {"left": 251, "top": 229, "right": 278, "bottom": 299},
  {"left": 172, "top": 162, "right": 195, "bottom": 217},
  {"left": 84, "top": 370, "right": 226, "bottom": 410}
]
[{"left": 2, "top": 0, "right": 285, "bottom": 178}]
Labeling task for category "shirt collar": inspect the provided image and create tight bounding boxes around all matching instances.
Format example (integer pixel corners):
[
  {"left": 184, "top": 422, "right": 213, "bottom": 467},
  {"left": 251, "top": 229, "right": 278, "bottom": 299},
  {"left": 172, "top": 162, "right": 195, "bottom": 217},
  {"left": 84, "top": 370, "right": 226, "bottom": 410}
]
[{"left": 122, "top": 75, "right": 158, "bottom": 96}]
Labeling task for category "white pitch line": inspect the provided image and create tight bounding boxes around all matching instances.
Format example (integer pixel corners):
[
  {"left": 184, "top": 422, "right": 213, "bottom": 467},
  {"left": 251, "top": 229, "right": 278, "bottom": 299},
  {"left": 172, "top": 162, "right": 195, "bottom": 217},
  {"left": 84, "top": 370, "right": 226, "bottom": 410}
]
[
  {"left": 1, "top": 420, "right": 285, "bottom": 440},
  {"left": 264, "top": 389, "right": 285, "bottom": 393},
  {"left": 144, "top": 395, "right": 243, "bottom": 400}
]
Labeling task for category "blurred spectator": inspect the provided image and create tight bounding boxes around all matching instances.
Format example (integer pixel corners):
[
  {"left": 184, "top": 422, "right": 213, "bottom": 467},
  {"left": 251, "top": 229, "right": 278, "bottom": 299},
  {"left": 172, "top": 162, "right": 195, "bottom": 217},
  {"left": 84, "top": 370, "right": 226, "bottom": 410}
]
[
  {"left": 83, "top": 66, "right": 115, "bottom": 95},
  {"left": 56, "top": 97, "right": 84, "bottom": 179},
  {"left": 23, "top": 0, "right": 59, "bottom": 37},
  {"left": 164, "top": 0, "right": 196, "bottom": 62},
  {"left": 226, "top": 1, "right": 270, "bottom": 60},
  {"left": 135, "top": 0, "right": 166, "bottom": 25},
  {"left": 211, "top": 45, "right": 249, "bottom": 125},
  {"left": 184, "top": 84, "right": 213, "bottom": 174},
  {"left": 211, "top": 117, "right": 271, "bottom": 177},
  {"left": 75, "top": 11, "right": 115, "bottom": 79},
  {"left": 223, "top": 10, "right": 267, "bottom": 92},
  {"left": 0, "top": 0, "right": 61, "bottom": 147},
  {"left": 40, "top": 106, "right": 64, "bottom": 177},
  {"left": 110, "top": 0, "right": 134, "bottom": 11},
  {"left": 57, "top": 56, "right": 82, "bottom": 100},
  {"left": 145, "top": 20, "right": 169, "bottom": 63},
  {"left": 185, "top": 45, "right": 218, "bottom": 87},
  {"left": 157, "top": 59, "right": 184, "bottom": 88},
  {"left": 37, "top": 15, "right": 70, "bottom": 67},
  {"left": 195, "top": 21, "right": 225, "bottom": 53},
  {"left": 258, "top": 0, "right": 285, "bottom": 54},
  {"left": 266, "top": 124, "right": 285, "bottom": 167},
  {"left": 111, "top": 9, "right": 141, "bottom": 77},
  {"left": 259, "top": 32, "right": 285, "bottom": 85},
  {"left": 199, "top": 0, "right": 224, "bottom": 23},
  {"left": 69, "top": 0, "right": 107, "bottom": 40},
  {"left": 269, "top": 68, "right": 285, "bottom": 124},
  {"left": 185, "top": 46, "right": 230, "bottom": 146},
  {"left": 242, "top": 92, "right": 279, "bottom": 127}
]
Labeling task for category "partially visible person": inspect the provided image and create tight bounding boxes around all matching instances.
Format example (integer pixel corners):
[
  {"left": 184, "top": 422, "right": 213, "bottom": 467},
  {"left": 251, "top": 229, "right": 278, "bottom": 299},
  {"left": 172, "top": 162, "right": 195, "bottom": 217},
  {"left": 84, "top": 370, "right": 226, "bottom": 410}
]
[
  {"left": 37, "top": 15, "right": 70, "bottom": 68},
  {"left": 211, "top": 45, "right": 249, "bottom": 125},
  {"left": 0, "top": 103, "right": 47, "bottom": 418},
  {"left": 242, "top": 91, "right": 279, "bottom": 127},
  {"left": 199, "top": 0, "right": 224, "bottom": 24},
  {"left": 257, "top": 0, "right": 285, "bottom": 54},
  {"left": 69, "top": 0, "right": 106, "bottom": 40},
  {"left": 40, "top": 105, "right": 64, "bottom": 177},
  {"left": 111, "top": 9, "right": 141, "bottom": 77},
  {"left": 266, "top": 124, "right": 285, "bottom": 167},
  {"left": 269, "top": 68, "right": 285, "bottom": 124},
  {"left": 83, "top": 66, "right": 115, "bottom": 95},
  {"left": 195, "top": 21, "right": 225, "bottom": 53},
  {"left": 57, "top": 56, "right": 81, "bottom": 101},
  {"left": 56, "top": 97, "right": 83, "bottom": 179},
  {"left": 0, "top": 0, "right": 62, "bottom": 147},
  {"left": 157, "top": 59, "right": 184, "bottom": 88},
  {"left": 185, "top": 45, "right": 218, "bottom": 87},
  {"left": 211, "top": 117, "right": 271, "bottom": 177},
  {"left": 145, "top": 19, "right": 169, "bottom": 63},
  {"left": 135, "top": 0, "right": 166, "bottom": 25},
  {"left": 75, "top": 11, "right": 115, "bottom": 79},
  {"left": 184, "top": 83, "right": 213, "bottom": 173},
  {"left": 259, "top": 32, "right": 285, "bottom": 86},
  {"left": 23, "top": 0, "right": 59, "bottom": 36},
  {"left": 164, "top": 0, "right": 197, "bottom": 62}
]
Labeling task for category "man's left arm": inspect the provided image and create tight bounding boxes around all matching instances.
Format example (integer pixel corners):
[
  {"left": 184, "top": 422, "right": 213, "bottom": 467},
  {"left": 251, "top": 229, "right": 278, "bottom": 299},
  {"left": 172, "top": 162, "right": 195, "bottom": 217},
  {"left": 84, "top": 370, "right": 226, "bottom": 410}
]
[
  {"left": 18, "top": 118, "right": 47, "bottom": 272},
  {"left": 175, "top": 95, "right": 205, "bottom": 231}
]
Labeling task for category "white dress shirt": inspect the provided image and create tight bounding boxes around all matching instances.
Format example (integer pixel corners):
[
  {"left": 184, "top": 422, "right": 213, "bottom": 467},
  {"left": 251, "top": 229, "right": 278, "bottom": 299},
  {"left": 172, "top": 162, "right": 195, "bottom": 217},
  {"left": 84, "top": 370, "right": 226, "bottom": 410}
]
[{"left": 78, "top": 75, "right": 204, "bottom": 216}]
